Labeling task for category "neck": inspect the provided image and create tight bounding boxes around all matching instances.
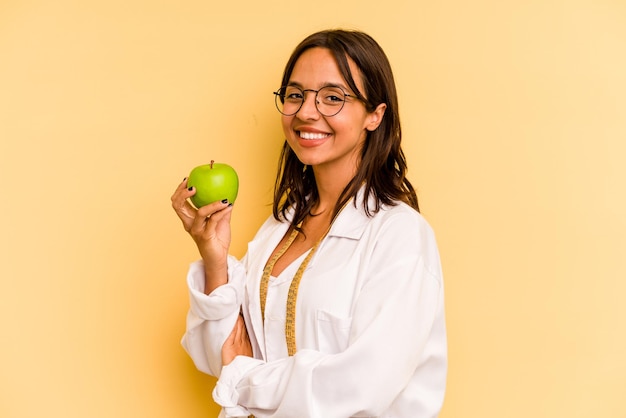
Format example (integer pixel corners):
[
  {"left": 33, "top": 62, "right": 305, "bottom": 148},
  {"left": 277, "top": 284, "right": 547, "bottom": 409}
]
[{"left": 310, "top": 164, "right": 356, "bottom": 215}]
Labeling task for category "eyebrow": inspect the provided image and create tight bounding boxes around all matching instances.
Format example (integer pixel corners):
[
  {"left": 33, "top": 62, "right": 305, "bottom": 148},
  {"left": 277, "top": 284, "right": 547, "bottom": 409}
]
[{"left": 286, "top": 81, "right": 350, "bottom": 91}]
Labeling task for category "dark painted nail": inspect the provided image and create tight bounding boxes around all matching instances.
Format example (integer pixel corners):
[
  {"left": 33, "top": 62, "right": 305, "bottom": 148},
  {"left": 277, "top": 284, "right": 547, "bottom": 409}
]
[
  {"left": 221, "top": 199, "right": 228, "bottom": 204},
  {"left": 188, "top": 187, "right": 193, "bottom": 191}
]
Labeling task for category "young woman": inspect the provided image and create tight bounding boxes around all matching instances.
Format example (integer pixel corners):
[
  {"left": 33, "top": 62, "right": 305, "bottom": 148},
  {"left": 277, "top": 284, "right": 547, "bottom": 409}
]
[{"left": 171, "top": 29, "right": 447, "bottom": 418}]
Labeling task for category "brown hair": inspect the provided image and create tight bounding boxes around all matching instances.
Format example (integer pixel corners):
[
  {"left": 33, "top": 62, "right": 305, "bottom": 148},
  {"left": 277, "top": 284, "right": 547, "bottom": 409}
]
[{"left": 273, "top": 29, "right": 419, "bottom": 227}]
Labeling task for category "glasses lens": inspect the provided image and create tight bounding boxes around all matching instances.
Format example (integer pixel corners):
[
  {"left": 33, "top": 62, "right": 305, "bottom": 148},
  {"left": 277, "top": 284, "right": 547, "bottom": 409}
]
[
  {"left": 316, "top": 86, "right": 346, "bottom": 116},
  {"left": 275, "top": 86, "right": 303, "bottom": 116}
]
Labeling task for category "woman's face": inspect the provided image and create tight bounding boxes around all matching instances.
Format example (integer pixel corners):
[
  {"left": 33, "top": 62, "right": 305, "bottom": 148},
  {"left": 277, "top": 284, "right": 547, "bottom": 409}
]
[{"left": 281, "top": 47, "right": 385, "bottom": 176}]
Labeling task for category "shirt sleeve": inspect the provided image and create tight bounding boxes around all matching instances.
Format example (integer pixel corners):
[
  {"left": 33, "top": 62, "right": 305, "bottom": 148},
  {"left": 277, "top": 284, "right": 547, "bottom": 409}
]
[
  {"left": 212, "top": 356, "right": 265, "bottom": 417},
  {"left": 181, "top": 255, "right": 247, "bottom": 377},
  {"left": 214, "top": 211, "right": 447, "bottom": 418}
]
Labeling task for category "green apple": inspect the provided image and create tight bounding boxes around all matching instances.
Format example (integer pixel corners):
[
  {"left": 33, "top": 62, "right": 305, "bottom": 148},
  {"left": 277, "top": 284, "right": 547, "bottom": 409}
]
[{"left": 187, "top": 160, "right": 239, "bottom": 208}]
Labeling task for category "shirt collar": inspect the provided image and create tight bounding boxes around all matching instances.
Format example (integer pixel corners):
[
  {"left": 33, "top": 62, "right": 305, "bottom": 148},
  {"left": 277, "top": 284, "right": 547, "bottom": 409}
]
[
  {"left": 326, "top": 188, "right": 374, "bottom": 240},
  {"left": 278, "top": 187, "right": 376, "bottom": 241}
]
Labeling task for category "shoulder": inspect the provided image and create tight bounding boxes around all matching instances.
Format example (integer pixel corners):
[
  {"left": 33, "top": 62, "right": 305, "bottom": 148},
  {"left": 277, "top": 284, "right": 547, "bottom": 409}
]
[
  {"left": 334, "top": 196, "right": 438, "bottom": 247},
  {"left": 333, "top": 197, "right": 435, "bottom": 240},
  {"left": 377, "top": 202, "right": 434, "bottom": 236},
  {"left": 367, "top": 202, "right": 442, "bottom": 280},
  {"left": 370, "top": 202, "right": 437, "bottom": 249}
]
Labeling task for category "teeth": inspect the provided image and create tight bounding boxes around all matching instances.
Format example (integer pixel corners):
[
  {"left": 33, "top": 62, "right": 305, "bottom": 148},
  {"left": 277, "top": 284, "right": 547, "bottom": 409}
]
[{"left": 299, "top": 131, "right": 328, "bottom": 140}]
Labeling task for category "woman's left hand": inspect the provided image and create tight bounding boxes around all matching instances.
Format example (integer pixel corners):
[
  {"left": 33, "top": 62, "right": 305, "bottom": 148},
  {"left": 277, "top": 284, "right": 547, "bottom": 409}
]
[{"left": 222, "top": 314, "right": 253, "bottom": 366}]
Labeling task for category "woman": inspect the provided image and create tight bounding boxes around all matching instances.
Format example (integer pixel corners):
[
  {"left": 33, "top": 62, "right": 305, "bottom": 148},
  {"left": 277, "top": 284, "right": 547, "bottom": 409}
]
[{"left": 171, "top": 29, "right": 447, "bottom": 418}]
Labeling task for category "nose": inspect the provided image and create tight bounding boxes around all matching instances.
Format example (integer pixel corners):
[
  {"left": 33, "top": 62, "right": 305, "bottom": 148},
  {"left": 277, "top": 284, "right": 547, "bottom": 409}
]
[{"left": 296, "top": 90, "right": 320, "bottom": 120}]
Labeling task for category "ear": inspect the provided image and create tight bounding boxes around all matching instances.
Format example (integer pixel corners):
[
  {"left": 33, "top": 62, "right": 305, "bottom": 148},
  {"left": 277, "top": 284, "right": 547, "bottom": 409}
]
[{"left": 365, "top": 103, "right": 387, "bottom": 131}]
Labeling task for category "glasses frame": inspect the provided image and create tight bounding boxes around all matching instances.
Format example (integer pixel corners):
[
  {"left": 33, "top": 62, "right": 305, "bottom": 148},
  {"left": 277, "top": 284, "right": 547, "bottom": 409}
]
[{"left": 273, "top": 85, "right": 363, "bottom": 117}]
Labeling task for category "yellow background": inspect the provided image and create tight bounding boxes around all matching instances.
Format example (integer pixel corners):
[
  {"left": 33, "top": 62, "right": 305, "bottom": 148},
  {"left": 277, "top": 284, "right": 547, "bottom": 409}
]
[{"left": 1, "top": 1, "right": 625, "bottom": 417}]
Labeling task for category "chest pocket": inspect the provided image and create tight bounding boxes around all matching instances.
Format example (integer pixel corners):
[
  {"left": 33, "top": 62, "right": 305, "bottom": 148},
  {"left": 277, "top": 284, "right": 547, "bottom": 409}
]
[{"left": 316, "top": 309, "right": 352, "bottom": 354}]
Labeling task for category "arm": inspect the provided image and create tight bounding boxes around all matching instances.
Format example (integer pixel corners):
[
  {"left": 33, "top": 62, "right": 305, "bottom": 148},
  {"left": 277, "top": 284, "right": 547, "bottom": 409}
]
[
  {"left": 171, "top": 178, "right": 251, "bottom": 376},
  {"left": 170, "top": 178, "right": 233, "bottom": 294},
  {"left": 181, "top": 257, "right": 247, "bottom": 377}
]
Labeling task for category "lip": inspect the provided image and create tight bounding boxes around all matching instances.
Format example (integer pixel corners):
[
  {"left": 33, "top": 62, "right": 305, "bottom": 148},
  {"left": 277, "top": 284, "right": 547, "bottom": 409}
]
[{"left": 293, "top": 127, "right": 332, "bottom": 147}]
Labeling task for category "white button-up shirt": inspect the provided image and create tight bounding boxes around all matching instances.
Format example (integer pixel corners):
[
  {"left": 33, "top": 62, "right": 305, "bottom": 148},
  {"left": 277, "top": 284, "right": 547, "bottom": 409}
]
[{"left": 182, "top": 196, "right": 447, "bottom": 418}]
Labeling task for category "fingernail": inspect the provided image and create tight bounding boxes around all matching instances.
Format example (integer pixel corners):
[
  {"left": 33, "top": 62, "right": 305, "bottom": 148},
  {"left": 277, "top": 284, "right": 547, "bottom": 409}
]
[
  {"left": 228, "top": 203, "right": 234, "bottom": 207},
  {"left": 188, "top": 187, "right": 193, "bottom": 191},
  {"left": 221, "top": 199, "right": 228, "bottom": 204},
  {"left": 183, "top": 177, "right": 187, "bottom": 181}
]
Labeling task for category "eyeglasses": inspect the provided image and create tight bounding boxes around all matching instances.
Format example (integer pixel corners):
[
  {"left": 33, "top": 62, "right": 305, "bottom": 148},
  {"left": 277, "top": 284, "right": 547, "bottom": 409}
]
[{"left": 273, "top": 85, "right": 361, "bottom": 117}]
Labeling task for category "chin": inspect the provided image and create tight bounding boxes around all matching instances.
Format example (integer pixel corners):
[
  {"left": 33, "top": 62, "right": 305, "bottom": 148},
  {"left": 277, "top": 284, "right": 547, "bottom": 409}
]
[{"left": 292, "top": 152, "right": 325, "bottom": 167}]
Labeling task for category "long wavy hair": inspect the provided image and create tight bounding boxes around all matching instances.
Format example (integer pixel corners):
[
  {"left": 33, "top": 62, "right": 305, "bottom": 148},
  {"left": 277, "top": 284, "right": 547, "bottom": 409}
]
[{"left": 273, "top": 29, "right": 419, "bottom": 227}]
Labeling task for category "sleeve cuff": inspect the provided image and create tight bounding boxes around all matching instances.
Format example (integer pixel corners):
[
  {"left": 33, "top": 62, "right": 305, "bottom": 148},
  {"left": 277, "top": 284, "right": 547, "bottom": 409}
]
[
  {"left": 212, "top": 356, "right": 264, "bottom": 417},
  {"left": 187, "top": 257, "right": 246, "bottom": 320}
]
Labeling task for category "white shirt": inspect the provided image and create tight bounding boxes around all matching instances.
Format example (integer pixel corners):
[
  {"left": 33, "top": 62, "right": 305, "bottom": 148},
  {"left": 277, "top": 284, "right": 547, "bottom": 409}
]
[{"left": 182, "top": 195, "right": 447, "bottom": 418}]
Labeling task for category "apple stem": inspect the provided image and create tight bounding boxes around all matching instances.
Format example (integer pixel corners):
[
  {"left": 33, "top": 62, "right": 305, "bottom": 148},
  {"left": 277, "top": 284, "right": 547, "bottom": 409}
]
[{"left": 210, "top": 160, "right": 214, "bottom": 169}]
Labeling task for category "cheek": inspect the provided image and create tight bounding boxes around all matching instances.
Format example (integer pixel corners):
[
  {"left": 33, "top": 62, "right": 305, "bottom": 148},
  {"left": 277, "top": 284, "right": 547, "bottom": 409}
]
[
  {"left": 332, "top": 115, "right": 367, "bottom": 139},
  {"left": 281, "top": 115, "right": 292, "bottom": 136}
]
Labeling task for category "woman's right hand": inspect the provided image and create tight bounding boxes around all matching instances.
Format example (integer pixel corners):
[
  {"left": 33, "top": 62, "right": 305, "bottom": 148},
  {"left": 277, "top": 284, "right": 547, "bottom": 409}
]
[{"left": 171, "top": 178, "right": 234, "bottom": 293}]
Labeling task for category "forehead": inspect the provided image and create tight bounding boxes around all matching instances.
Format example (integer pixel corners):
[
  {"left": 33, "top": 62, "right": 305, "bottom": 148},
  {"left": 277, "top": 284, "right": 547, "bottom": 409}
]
[{"left": 289, "top": 47, "right": 363, "bottom": 90}]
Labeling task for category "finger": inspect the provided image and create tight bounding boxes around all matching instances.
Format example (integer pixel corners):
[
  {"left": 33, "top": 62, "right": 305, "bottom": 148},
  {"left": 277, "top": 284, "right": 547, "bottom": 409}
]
[
  {"left": 170, "top": 177, "right": 190, "bottom": 202},
  {"left": 171, "top": 185, "right": 199, "bottom": 231},
  {"left": 203, "top": 205, "right": 234, "bottom": 238},
  {"left": 224, "top": 317, "right": 242, "bottom": 352},
  {"left": 177, "top": 176, "right": 189, "bottom": 190},
  {"left": 224, "top": 319, "right": 238, "bottom": 346},
  {"left": 237, "top": 317, "right": 252, "bottom": 356},
  {"left": 170, "top": 178, "right": 194, "bottom": 208},
  {"left": 237, "top": 316, "right": 248, "bottom": 343},
  {"left": 189, "top": 200, "right": 232, "bottom": 237},
  {"left": 196, "top": 198, "right": 232, "bottom": 218},
  {"left": 233, "top": 315, "right": 243, "bottom": 343}
]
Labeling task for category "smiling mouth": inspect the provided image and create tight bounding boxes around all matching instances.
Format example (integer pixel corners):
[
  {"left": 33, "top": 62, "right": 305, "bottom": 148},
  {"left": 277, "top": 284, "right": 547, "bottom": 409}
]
[{"left": 298, "top": 131, "right": 331, "bottom": 140}]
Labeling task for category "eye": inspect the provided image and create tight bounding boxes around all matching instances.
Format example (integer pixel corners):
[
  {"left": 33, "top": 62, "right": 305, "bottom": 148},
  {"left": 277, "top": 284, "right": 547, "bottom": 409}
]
[
  {"left": 284, "top": 87, "right": 304, "bottom": 101},
  {"left": 319, "top": 87, "right": 345, "bottom": 104}
]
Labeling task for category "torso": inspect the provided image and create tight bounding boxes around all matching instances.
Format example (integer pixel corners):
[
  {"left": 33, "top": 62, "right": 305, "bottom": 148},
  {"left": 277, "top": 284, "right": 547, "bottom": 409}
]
[{"left": 268, "top": 211, "right": 333, "bottom": 276}]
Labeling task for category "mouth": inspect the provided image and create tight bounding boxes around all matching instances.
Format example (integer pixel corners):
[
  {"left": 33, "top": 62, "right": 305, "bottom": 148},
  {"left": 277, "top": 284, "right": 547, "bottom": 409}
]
[{"left": 297, "top": 130, "right": 331, "bottom": 140}]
